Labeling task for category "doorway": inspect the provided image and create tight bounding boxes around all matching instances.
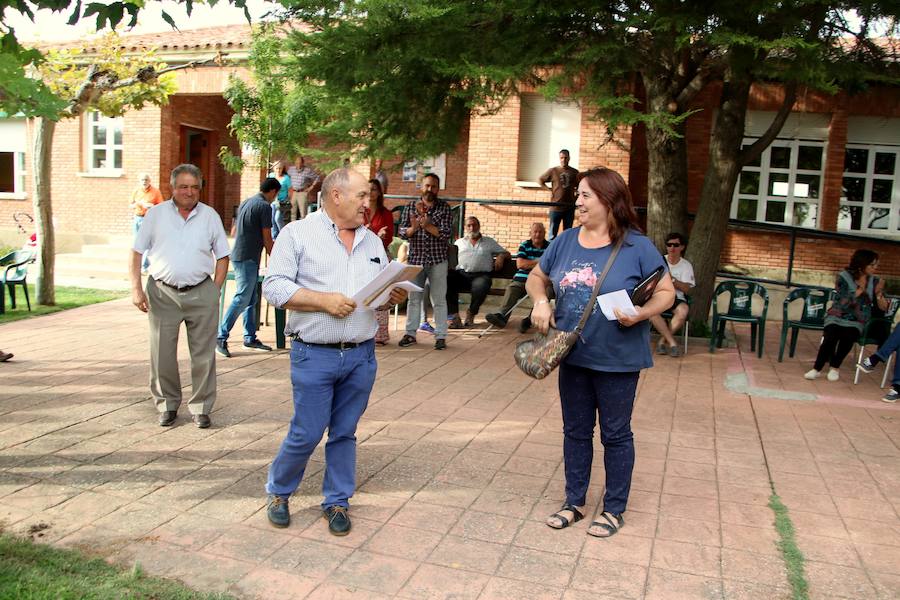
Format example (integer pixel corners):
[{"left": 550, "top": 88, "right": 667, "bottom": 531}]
[{"left": 179, "top": 126, "right": 213, "bottom": 206}]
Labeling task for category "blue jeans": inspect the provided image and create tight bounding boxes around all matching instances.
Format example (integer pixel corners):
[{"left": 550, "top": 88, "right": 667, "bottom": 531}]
[
  {"left": 266, "top": 340, "right": 377, "bottom": 508},
  {"left": 405, "top": 261, "right": 448, "bottom": 339},
  {"left": 549, "top": 209, "right": 574, "bottom": 239},
  {"left": 271, "top": 201, "right": 285, "bottom": 239},
  {"left": 558, "top": 363, "right": 639, "bottom": 514},
  {"left": 217, "top": 259, "right": 259, "bottom": 343},
  {"left": 874, "top": 323, "right": 900, "bottom": 385}
]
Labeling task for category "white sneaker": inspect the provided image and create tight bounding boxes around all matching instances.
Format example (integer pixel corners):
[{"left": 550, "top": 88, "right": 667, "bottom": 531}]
[
  {"left": 804, "top": 369, "right": 820, "bottom": 380},
  {"left": 827, "top": 368, "right": 839, "bottom": 382}
]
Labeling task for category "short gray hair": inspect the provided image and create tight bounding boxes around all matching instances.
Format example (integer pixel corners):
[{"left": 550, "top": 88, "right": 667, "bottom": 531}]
[
  {"left": 139, "top": 172, "right": 151, "bottom": 181},
  {"left": 170, "top": 164, "right": 203, "bottom": 189},
  {"left": 320, "top": 168, "right": 352, "bottom": 206}
]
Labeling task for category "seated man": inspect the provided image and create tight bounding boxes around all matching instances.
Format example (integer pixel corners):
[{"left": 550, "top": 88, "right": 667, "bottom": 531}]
[
  {"left": 447, "top": 216, "right": 510, "bottom": 328},
  {"left": 858, "top": 321, "right": 900, "bottom": 403},
  {"left": 486, "top": 222, "right": 550, "bottom": 333},
  {"left": 649, "top": 232, "right": 694, "bottom": 357}
]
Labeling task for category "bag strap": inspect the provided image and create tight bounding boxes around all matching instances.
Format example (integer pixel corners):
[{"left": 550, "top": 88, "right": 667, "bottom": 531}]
[{"left": 573, "top": 237, "right": 623, "bottom": 335}]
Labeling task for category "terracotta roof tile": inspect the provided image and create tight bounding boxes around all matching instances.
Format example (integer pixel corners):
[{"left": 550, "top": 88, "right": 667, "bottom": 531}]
[{"left": 36, "top": 23, "right": 260, "bottom": 53}]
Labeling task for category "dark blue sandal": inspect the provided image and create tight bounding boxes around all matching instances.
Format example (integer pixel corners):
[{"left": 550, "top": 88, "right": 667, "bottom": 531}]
[
  {"left": 546, "top": 503, "right": 584, "bottom": 529},
  {"left": 588, "top": 511, "right": 624, "bottom": 538}
]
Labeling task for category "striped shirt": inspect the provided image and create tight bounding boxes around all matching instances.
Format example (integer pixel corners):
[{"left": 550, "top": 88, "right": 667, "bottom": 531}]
[
  {"left": 514, "top": 238, "right": 550, "bottom": 282},
  {"left": 262, "top": 209, "right": 389, "bottom": 344},
  {"left": 398, "top": 198, "right": 452, "bottom": 266}
]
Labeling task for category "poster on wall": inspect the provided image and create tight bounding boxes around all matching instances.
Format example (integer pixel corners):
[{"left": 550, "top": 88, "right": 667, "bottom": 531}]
[{"left": 402, "top": 154, "right": 446, "bottom": 189}]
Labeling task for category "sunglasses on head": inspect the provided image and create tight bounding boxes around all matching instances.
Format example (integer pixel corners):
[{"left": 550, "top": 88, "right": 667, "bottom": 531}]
[{"left": 666, "top": 242, "right": 681, "bottom": 247}]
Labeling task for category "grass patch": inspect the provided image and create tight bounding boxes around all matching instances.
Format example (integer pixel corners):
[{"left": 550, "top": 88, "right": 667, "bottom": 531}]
[
  {"left": 0, "top": 285, "right": 127, "bottom": 324},
  {"left": 0, "top": 533, "right": 234, "bottom": 599},
  {"left": 769, "top": 493, "right": 810, "bottom": 600}
]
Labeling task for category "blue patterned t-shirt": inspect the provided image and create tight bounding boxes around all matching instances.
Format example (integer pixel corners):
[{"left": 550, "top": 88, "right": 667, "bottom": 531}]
[{"left": 539, "top": 228, "right": 666, "bottom": 372}]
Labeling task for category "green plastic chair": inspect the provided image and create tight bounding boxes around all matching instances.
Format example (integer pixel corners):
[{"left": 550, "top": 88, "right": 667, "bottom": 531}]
[
  {"left": 709, "top": 280, "right": 769, "bottom": 358},
  {"left": 778, "top": 287, "right": 836, "bottom": 362},
  {"left": 853, "top": 294, "right": 900, "bottom": 385},
  {"left": 0, "top": 249, "right": 34, "bottom": 313}
]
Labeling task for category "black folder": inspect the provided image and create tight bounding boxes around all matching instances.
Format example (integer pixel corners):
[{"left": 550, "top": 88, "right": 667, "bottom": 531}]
[{"left": 630, "top": 265, "right": 666, "bottom": 307}]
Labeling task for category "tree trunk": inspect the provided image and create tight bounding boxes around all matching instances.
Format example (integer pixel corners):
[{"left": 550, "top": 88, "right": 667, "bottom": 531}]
[
  {"left": 33, "top": 117, "right": 56, "bottom": 306},
  {"left": 642, "top": 78, "right": 688, "bottom": 249},
  {"left": 688, "top": 78, "right": 752, "bottom": 324}
]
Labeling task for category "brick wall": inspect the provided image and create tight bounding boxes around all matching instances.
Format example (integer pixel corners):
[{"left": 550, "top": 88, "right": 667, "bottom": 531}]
[{"left": 160, "top": 95, "right": 240, "bottom": 228}]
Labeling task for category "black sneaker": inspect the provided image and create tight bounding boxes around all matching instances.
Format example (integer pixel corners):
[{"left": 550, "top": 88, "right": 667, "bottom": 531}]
[
  {"left": 324, "top": 505, "right": 351, "bottom": 536},
  {"left": 858, "top": 356, "right": 876, "bottom": 373},
  {"left": 434, "top": 338, "right": 447, "bottom": 350},
  {"left": 216, "top": 340, "right": 231, "bottom": 358},
  {"left": 398, "top": 334, "right": 417, "bottom": 347},
  {"left": 518, "top": 317, "right": 532, "bottom": 334},
  {"left": 267, "top": 495, "right": 290, "bottom": 528},
  {"left": 244, "top": 339, "right": 272, "bottom": 352},
  {"left": 485, "top": 313, "right": 508, "bottom": 329}
]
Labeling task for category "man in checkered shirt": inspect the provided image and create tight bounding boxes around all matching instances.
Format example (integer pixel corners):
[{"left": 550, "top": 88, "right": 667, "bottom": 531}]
[{"left": 397, "top": 172, "right": 453, "bottom": 350}]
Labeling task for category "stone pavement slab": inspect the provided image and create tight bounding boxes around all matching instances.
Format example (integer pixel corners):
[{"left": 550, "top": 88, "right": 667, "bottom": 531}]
[{"left": 1, "top": 297, "right": 898, "bottom": 599}]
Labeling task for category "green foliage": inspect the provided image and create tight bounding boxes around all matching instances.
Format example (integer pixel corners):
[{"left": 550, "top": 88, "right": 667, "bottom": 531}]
[
  {"left": 271, "top": 1, "right": 897, "bottom": 163},
  {"left": 219, "top": 23, "right": 320, "bottom": 172},
  {"left": 34, "top": 32, "right": 177, "bottom": 120},
  {"left": 0, "top": 30, "right": 66, "bottom": 118},
  {"left": 0, "top": 533, "right": 235, "bottom": 599}
]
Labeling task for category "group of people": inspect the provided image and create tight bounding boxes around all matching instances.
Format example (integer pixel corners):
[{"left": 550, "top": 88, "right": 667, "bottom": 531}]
[
  {"left": 127, "top": 155, "right": 894, "bottom": 549},
  {"left": 802, "top": 247, "right": 900, "bottom": 404}
]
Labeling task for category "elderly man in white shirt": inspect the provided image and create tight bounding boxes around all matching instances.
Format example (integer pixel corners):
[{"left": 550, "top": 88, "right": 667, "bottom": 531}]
[
  {"left": 262, "top": 168, "right": 406, "bottom": 537},
  {"left": 130, "top": 164, "right": 230, "bottom": 429},
  {"left": 447, "top": 216, "right": 510, "bottom": 328}
]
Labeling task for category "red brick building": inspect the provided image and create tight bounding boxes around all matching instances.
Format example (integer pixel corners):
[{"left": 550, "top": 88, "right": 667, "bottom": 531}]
[{"left": 2, "top": 24, "right": 898, "bottom": 284}]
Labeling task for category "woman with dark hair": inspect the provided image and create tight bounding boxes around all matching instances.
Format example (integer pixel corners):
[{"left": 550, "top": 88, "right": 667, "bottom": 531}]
[
  {"left": 366, "top": 178, "right": 395, "bottom": 344},
  {"left": 806, "top": 249, "right": 887, "bottom": 381},
  {"left": 526, "top": 167, "right": 675, "bottom": 538}
]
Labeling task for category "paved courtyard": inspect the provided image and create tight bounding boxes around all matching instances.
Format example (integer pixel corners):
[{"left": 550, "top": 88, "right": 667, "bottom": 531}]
[{"left": 1, "top": 297, "right": 898, "bottom": 599}]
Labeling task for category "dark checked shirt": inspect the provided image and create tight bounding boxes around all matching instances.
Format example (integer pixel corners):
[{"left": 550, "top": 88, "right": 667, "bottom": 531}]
[{"left": 398, "top": 198, "right": 452, "bottom": 267}]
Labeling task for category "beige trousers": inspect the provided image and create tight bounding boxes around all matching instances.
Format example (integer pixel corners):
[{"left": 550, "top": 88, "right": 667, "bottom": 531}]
[{"left": 146, "top": 277, "right": 218, "bottom": 415}]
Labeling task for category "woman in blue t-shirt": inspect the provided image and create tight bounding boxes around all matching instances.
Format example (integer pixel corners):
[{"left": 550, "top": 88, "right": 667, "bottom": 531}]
[
  {"left": 269, "top": 161, "right": 292, "bottom": 238},
  {"left": 526, "top": 167, "right": 675, "bottom": 538}
]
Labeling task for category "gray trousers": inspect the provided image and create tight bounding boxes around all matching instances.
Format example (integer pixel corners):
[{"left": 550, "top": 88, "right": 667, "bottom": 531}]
[
  {"left": 146, "top": 277, "right": 218, "bottom": 415},
  {"left": 406, "top": 261, "right": 448, "bottom": 339}
]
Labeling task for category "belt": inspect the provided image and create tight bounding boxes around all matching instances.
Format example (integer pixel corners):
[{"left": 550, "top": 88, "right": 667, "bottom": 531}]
[
  {"left": 291, "top": 336, "right": 368, "bottom": 350},
  {"left": 154, "top": 278, "right": 207, "bottom": 293}
]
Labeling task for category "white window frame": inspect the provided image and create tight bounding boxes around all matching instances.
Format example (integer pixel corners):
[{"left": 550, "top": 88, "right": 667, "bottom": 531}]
[
  {"left": 838, "top": 144, "right": 900, "bottom": 236},
  {"left": 731, "top": 138, "right": 826, "bottom": 229},
  {"left": 516, "top": 93, "right": 581, "bottom": 184},
  {"left": 0, "top": 117, "right": 27, "bottom": 199},
  {"left": 84, "top": 111, "right": 124, "bottom": 175}
]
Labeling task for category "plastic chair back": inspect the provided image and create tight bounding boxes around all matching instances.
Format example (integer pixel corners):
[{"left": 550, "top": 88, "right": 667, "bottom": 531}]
[
  {"left": 715, "top": 280, "right": 768, "bottom": 319},
  {"left": 2, "top": 249, "right": 34, "bottom": 283},
  {"left": 783, "top": 287, "right": 831, "bottom": 327}
]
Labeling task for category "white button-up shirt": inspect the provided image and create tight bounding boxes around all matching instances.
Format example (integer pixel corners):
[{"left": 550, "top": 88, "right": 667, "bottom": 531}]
[
  {"left": 134, "top": 200, "right": 230, "bottom": 287},
  {"left": 263, "top": 209, "right": 389, "bottom": 344},
  {"left": 455, "top": 235, "right": 506, "bottom": 273}
]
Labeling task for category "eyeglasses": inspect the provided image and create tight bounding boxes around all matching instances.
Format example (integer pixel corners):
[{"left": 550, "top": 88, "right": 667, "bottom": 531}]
[{"left": 666, "top": 243, "right": 682, "bottom": 247}]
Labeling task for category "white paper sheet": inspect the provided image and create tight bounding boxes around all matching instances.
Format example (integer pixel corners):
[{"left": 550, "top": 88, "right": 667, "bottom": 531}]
[
  {"left": 352, "top": 261, "right": 423, "bottom": 310},
  {"left": 596, "top": 289, "right": 638, "bottom": 321}
]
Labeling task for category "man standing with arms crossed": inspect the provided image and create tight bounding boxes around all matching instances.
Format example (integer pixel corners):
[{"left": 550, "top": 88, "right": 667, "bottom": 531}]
[
  {"left": 216, "top": 177, "right": 278, "bottom": 358},
  {"left": 130, "top": 173, "right": 164, "bottom": 271},
  {"left": 397, "top": 173, "right": 453, "bottom": 350},
  {"left": 262, "top": 168, "right": 406, "bottom": 535},
  {"left": 287, "top": 155, "right": 322, "bottom": 221},
  {"left": 538, "top": 149, "right": 579, "bottom": 239},
  {"left": 131, "top": 164, "right": 230, "bottom": 429}
]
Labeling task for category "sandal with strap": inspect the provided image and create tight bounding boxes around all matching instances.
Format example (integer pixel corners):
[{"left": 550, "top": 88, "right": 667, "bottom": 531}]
[
  {"left": 588, "top": 511, "right": 624, "bottom": 538},
  {"left": 546, "top": 503, "right": 585, "bottom": 530}
]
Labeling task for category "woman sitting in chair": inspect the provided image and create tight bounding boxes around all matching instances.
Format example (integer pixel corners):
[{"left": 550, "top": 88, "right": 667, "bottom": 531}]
[{"left": 806, "top": 249, "right": 887, "bottom": 382}]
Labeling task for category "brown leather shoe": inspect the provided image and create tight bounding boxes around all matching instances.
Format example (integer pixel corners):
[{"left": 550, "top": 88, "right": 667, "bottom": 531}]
[
  {"left": 0, "top": 351, "right": 13, "bottom": 362},
  {"left": 448, "top": 315, "right": 464, "bottom": 329},
  {"left": 464, "top": 311, "right": 475, "bottom": 327},
  {"left": 192, "top": 414, "right": 211, "bottom": 429}
]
